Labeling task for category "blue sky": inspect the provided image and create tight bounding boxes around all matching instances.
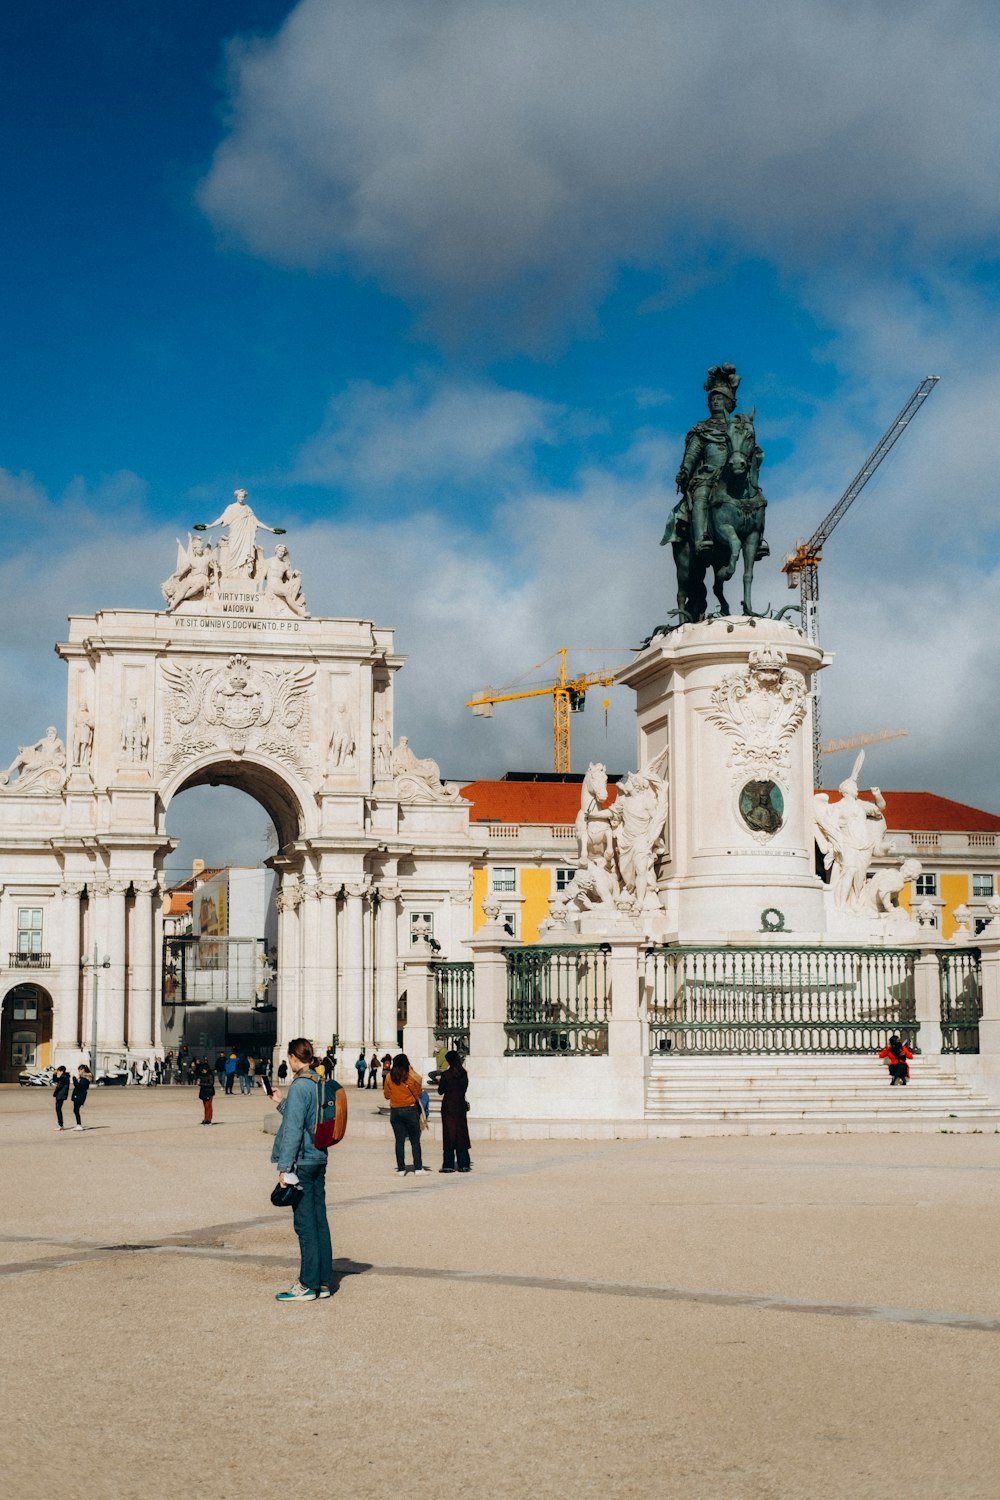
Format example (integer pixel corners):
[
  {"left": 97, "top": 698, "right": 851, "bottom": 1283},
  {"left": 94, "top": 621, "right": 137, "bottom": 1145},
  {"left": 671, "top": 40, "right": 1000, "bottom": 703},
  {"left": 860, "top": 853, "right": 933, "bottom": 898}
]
[{"left": 1, "top": 0, "right": 998, "bottom": 866}]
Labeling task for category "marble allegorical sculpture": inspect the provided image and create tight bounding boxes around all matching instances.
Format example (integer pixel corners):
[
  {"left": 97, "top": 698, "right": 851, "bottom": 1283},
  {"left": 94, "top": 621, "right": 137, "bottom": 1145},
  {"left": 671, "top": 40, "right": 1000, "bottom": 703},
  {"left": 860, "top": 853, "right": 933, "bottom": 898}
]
[
  {"left": 160, "top": 490, "right": 308, "bottom": 618},
  {"left": 72, "top": 702, "right": 94, "bottom": 770},
  {"left": 199, "top": 488, "right": 282, "bottom": 580},
  {"left": 328, "top": 702, "right": 356, "bottom": 770},
  {"left": 557, "top": 756, "right": 669, "bottom": 920},
  {"left": 0, "top": 726, "right": 67, "bottom": 793},
  {"left": 259, "top": 544, "right": 307, "bottom": 617},
  {"left": 660, "top": 363, "right": 770, "bottom": 622},
  {"left": 390, "top": 736, "right": 459, "bottom": 802},
  {"left": 813, "top": 751, "right": 894, "bottom": 914},
  {"left": 122, "top": 697, "right": 150, "bottom": 763}
]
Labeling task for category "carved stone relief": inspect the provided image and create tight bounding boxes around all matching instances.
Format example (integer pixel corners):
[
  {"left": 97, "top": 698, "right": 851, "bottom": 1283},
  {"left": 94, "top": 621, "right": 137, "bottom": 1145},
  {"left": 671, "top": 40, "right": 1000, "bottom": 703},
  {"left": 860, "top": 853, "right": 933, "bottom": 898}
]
[
  {"left": 158, "top": 653, "right": 318, "bottom": 786},
  {"left": 706, "top": 644, "right": 807, "bottom": 781}
]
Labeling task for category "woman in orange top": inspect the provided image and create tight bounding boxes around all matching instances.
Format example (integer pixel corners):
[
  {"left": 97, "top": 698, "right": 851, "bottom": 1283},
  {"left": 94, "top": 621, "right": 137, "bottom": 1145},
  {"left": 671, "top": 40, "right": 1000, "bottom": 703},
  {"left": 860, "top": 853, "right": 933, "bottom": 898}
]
[
  {"left": 383, "top": 1053, "right": 428, "bottom": 1175},
  {"left": 878, "top": 1035, "right": 913, "bottom": 1086}
]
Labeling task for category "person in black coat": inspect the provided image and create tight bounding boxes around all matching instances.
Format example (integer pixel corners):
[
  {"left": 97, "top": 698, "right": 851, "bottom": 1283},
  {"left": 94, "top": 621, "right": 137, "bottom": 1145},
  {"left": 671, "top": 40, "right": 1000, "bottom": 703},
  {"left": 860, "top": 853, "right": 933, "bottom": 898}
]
[
  {"left": 71, "top": 1066, "right": 92, "bottom": 1130},
  {"left": 52, "top": 1065, "right": 70, "bottom": 1131},
  {"left": 436, "top": 1053, "right": 472, "bottom": 1173}
]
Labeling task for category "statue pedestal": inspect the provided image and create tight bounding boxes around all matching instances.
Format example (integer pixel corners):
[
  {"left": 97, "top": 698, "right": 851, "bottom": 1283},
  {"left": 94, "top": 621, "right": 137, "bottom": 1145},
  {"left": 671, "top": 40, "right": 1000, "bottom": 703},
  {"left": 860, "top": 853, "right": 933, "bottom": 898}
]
[{"left": 617, "top": 617, "right": 828, "bottom": 942}]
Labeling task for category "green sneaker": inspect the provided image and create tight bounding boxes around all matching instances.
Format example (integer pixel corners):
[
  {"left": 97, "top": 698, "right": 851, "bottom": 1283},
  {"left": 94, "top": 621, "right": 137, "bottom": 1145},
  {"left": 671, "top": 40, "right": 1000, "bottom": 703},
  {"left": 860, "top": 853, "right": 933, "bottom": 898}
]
[{"left": 275, "top": 1282, "right": 317, "bottom": 1302}]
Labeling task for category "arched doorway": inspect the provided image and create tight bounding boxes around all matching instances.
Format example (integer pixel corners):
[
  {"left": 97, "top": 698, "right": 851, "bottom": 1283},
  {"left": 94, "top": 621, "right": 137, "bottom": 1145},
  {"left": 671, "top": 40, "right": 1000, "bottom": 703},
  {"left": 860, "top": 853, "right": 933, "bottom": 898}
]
[
  {"left": 1, "top": 984, "right": 53, "bottom": 1082},
  {"left": 159, "top": 759, "right": 304, "bottom": 1070}
]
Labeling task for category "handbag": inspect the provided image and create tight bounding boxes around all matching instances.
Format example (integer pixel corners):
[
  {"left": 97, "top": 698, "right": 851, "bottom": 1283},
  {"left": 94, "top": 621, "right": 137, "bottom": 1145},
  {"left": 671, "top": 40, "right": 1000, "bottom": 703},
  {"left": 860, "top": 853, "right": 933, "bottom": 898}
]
[{"left": 407, "top": 1078, "right": 429, "bottom": 1132}]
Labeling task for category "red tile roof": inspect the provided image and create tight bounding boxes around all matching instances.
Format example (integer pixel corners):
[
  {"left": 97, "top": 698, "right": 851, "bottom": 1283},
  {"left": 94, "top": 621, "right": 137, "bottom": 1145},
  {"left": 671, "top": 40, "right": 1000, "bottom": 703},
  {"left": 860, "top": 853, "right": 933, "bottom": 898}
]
[
  {"left": 822, "top": 790, "right": 1000, "bottom": 834},
  {"left": 460, "top": 779, "right": 617, "bottom": 824},
  {"left": 461, "top": 779, "right": 1000, "bottom": 833}
]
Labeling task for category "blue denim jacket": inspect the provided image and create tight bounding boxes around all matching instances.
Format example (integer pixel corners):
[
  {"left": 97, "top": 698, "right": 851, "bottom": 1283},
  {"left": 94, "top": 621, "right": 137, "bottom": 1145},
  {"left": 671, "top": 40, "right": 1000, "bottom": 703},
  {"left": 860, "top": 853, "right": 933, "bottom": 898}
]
[{"left": 270, "top": 1070, "right": 327, "bottom": 1172}]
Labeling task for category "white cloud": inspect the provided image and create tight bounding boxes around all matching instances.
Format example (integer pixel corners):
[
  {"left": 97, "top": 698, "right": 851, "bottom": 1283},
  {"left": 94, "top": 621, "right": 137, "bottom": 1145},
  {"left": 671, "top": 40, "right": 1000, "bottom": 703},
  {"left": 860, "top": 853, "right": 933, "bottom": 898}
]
[
  {"left": 198, "top": 0, "right": 1000, "bottom": 339},
  {"left": 292, "top": 373, "right": 558, "bottom": 489}
]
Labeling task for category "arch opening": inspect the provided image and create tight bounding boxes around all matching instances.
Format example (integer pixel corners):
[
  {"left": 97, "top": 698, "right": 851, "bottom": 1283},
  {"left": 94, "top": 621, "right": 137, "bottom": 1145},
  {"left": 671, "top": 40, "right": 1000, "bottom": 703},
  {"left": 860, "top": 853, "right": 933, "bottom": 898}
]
[
  {"left": 1, "top": 984, "right": 53, "bottom": 1083},
  {"left": 161, "top": 769, "right": 288, "bottom": 1076}
]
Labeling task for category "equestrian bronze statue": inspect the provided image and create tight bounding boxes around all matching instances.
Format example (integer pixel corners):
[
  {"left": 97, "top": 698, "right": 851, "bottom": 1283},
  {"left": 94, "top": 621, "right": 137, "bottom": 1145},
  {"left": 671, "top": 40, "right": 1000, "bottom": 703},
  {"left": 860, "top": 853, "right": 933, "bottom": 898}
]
[{"left": 661, "top": 363, "right": 770, "bottom": 621}]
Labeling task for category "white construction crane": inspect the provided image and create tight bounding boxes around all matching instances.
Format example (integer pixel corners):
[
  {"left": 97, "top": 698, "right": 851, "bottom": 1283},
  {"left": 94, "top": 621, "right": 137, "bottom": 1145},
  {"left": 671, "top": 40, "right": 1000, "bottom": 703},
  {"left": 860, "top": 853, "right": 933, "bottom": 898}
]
[{"left": 782, "top": 376, "right": 939, "bottom": 786}]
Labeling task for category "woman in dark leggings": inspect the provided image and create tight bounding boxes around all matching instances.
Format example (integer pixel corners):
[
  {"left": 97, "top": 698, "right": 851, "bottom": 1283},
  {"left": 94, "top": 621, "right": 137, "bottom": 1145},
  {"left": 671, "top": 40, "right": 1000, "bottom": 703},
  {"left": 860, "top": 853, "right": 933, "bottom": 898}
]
[{"left": 383, "top": 1053, "right": 428, "bottom": 1175}]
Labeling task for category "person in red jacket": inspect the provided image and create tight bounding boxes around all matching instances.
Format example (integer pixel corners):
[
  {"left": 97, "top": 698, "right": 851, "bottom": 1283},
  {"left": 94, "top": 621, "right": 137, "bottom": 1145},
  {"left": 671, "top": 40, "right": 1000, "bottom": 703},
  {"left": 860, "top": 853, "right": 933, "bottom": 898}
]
[{"left": 879, "top": 1035, "right": 913, "bottom": 1085}]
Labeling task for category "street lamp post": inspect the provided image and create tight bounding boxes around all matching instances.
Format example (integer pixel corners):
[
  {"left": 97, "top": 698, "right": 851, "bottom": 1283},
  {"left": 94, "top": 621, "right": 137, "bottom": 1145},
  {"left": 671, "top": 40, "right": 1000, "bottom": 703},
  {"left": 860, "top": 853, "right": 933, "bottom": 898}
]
[{"left": 83, "top": 943, "right": 110, "bottom": 1075}]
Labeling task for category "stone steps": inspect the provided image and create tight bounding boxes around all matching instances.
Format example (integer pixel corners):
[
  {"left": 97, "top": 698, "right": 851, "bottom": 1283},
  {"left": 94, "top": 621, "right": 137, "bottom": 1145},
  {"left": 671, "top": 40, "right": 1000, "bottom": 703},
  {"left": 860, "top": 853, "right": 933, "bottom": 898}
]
[{"left": 645, "top": 1056, "right": 1000, "bottom": 1131}]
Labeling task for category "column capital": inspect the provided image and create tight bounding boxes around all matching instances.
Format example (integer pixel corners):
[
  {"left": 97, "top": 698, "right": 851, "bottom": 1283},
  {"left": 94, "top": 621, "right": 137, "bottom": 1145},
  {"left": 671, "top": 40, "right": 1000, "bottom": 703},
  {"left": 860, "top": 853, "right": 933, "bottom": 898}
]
[
  {"left": 60, "top": 880, "right": 87, "bottom": 900},
  {"left": 376, "top": 883, "right": 402, "bottom": 904},
  {"left": 344, "top": 880, "right": 372, "bottom": 901}
]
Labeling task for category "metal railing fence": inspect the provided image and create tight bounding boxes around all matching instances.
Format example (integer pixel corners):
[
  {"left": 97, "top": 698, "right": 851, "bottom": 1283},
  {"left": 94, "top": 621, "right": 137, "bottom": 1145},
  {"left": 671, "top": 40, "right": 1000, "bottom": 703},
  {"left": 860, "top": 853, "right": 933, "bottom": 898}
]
[
  {"left": 938, "top": 949, "right": 981, "bottom": 1054},
  {"left": 505, "top": 945, "right": 610, "bottom": 1056},
  {"left": 430, "top": 960, "right": 474, "bottom": 1055},
  {"left": 645, "top": 946, "right": 917, "bottom": 1055}
]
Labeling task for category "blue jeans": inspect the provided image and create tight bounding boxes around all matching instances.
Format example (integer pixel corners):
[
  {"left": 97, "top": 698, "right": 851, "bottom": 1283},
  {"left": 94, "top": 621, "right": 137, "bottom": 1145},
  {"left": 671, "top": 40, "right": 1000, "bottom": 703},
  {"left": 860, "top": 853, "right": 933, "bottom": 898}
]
[{"left": 292, "top": 1163, "right": 333, "bottom": 1291}]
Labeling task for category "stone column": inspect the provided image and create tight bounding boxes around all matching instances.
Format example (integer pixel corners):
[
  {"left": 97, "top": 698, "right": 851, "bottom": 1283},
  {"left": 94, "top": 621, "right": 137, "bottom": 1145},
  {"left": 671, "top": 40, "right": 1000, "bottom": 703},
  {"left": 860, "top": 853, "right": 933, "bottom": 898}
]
[
  {"left": 128, "top": 880, "right": 157, "bottom": 1052},
  {"left": 298, "top": 878, "right": 322, "bottom": 1045},
  {"left": 976, "top": 926, "right": 1000, "bottom": 1063},
  {"left": 103, "top": 880, "right": 129, "bottom": 1051},
  {"left": 57, "top": 882, "right": 85, "bottom": 1053},
  {"left": 276, "top": 876, "right": 302, "bottom": 1047},
  {"left": 913, "top": 948, "right": 943, "bottom": 1059},
  {"left": 604, "top": 932, "right": 646, "bottom": 1118},
  {"left": 315, "top": 883, "right": 341, "bottom": 1055},
  {"left": 376, "top": 884, "right": 402, "bottom": 1051},
  {"left": 402, "top": 940, "right": 436, "bottom": 1069},
  {"left": 342, "top": 882, "right": 369, "bottom": 1051},
  {"left": 467, "top": 920, "right": 514, "bottom": 1115},
  {"left": 152, "top": 877, "right": 165, "bottom": 1053}
]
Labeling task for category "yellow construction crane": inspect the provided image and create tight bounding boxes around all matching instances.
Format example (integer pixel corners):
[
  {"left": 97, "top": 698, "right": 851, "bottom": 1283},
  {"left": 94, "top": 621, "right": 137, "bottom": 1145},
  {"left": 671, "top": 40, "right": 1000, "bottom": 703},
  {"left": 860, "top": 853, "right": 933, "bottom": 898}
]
[
  {"left": 467, "top": 648, "right": 628, "bottom": 774},
  {"left": 820, "top": 728, "right": 909, "bottom": 756}
]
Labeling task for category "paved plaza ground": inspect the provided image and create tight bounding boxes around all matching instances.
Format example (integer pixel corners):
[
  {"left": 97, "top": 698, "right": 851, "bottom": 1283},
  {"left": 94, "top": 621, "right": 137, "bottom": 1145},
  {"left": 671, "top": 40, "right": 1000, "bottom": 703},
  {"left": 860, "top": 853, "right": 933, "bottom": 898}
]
[{"left": 4, "top": 1084, "right": 1000, "bottom": 1500}]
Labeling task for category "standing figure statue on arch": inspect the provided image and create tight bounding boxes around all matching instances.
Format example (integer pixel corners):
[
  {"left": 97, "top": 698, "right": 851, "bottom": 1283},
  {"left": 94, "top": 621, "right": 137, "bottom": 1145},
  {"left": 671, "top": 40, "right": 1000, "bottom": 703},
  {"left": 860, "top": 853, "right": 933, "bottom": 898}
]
[{"left": 661, "top": 363, "right": 770, "bottom": 622}]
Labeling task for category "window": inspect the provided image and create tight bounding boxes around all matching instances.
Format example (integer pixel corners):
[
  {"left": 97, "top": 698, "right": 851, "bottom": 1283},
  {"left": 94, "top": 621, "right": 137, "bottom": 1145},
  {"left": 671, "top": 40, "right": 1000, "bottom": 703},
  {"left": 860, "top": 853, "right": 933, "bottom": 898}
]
[
  {"left": 501, "top": 910, "right": 518, "bottom": 939},
  {"left": 492, "top": 867, "right": 516, "bottom": 893},
  {"left": 409, "top": 912, "right": 434, "bottom": 946},
  {"left": 555, "top": 868, "right": 576, "bottom": 893},
  {"left": 972, "top": 874, "right": 995, "bottom": 898},
  {"left": 11, "top": 989, "right": 38, "bottom": 1021},
  {"left": 17, "top": 908, "right": 42, "bottom": 956},
  {"left": 976, "top": 917, "right": 993, "bottom": 936},
  {"left": 11, "top": 1031, "right": 36, "bottom": 1068},
  {"left": 914, "top": 874, "right": 937, "bottom": 898}
]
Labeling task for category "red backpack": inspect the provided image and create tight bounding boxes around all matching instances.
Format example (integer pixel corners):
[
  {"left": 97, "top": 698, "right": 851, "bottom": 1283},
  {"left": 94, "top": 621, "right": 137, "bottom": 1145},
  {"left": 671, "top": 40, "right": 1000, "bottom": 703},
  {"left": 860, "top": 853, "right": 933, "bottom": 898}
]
[{"left": 313, "top": 1076, "right": 348, "bottom": 1149}]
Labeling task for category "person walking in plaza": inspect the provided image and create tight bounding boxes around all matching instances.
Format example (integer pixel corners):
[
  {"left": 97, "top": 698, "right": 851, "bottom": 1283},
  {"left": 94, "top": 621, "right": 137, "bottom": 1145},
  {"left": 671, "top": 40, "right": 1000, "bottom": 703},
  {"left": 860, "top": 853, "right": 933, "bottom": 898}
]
[
  {"left": 879, "top": 1034, "right": 913, "bottom": 1086},
  {"left": 237, "top": 1053, "right": 251, "bottom": 1094},
  {"left": 380, "top": 1052, "right": 392, "bottom": 1089},
  {"left": 323, "top": 1047, "right": 337, "bottom": 1081},
  {"left": 355, "top": 1051, "right": 368, "bottom": 1088},
  {"left": 368, "top": 1051, "right": 380, "bottom": 1089},
  {"left": 383, "top": 1053, "right": 429, "bottom": 1175},
  {"left": 224, "top": 1050, "right": 237, "bottom": 1094},
  {"left": 270, "top": 1038, "right": 334, "bottom": 1302},
  {"left": 71, "top": 1065, "right": 92, "bottom": 1130},
  {"left": 197, "top": 1063, "right": 216, "bottom": 1124},
  {"left": 52, "top": 1065, "right": 70, "bottom": 1131},
  {"left": 437, "top": 1052, "right": 472, "bottom": 1173}
]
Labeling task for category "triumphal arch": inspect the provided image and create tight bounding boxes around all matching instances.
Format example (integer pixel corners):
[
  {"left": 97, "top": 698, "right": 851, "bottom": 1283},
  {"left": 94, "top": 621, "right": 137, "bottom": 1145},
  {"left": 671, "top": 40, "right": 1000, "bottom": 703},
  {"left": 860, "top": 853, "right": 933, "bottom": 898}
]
[{"left": 0, "top": 494, "right": 471, "bottom": 1078}]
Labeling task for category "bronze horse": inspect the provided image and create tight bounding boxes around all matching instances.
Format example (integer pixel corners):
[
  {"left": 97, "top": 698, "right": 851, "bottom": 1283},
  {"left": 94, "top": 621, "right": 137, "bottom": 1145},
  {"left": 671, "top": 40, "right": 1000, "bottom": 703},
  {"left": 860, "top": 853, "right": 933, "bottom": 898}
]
[{"left": 664, "top": 412, "right": 767, "bottom": 621}]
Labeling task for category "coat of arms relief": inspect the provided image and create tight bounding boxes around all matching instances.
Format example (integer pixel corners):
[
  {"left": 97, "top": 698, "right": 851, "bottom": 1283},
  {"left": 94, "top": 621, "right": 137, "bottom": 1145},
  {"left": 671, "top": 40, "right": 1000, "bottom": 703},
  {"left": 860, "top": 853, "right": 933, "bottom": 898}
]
[
  {"left": 705, "top": 644, "right": 808, "bottom": 780},
  {"left": 158, "top": 654, "right": 318, "bottom": 786}
]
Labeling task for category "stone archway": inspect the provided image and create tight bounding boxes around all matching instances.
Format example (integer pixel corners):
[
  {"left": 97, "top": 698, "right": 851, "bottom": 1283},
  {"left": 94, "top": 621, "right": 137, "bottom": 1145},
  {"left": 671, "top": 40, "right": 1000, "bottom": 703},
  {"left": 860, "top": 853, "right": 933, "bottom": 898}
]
[
  {"left": 0, "top": 983, "right": 53, "bottom": 1081},
  {"left": 158, "top": 758, "right": 306, "bottom": 1067}
]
